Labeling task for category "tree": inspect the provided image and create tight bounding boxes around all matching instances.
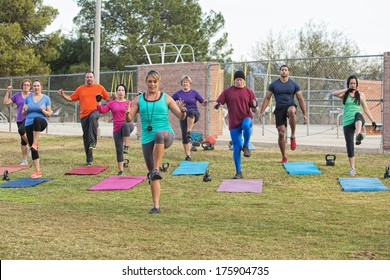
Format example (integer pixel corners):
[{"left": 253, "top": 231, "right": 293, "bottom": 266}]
[
  {"left": 0, "top": 0, "right": 63, "bottom": 76},
  {"left": 250, "top": 20, "right": 363, "bottom": 79},
  {"left": 73, "top": 0, "right": 233, "bottom": 66}
]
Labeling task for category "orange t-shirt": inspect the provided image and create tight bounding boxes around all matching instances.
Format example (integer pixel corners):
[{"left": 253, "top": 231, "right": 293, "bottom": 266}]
[{"left": 70, "top": 84, "right": 109, "bottom": 119}]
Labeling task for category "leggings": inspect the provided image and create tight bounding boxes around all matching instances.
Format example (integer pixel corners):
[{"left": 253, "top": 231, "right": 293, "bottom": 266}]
[
  {"left": 343, "top": 112, "right": 365, "bottom": 158},
  {"left": 142, "top": 131, "right": 174, "bottom": 172},
  {"left": 80, "top": 110, "right": 99, "bottom": 163},
  {"left": 25, "top": 118, "right": 47, "bottom": 160},
  {"left": 17, "top": 120, "right": 27, "bottom": 146},
  {"left": 229, "top": 117, "right": 252, "bottom": 173},
  {"left": 180, "top": 110, "right": 200, "bottom": 144},
  {"left": 113, "top": 122, "right": 134, "bottom": 162}
]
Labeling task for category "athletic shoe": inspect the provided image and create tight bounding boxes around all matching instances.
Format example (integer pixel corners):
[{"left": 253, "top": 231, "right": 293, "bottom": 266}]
[
  {"left": 86, "top": 162, "right": 92, "bottom": 166},
  {"left": 228, "top": 141, "right": 233, "bottom": 149},
  {"left": 242, "top": 146, "right": 250, "bottom": 157},
  {"left": 185, "top": 155, "right": 192, "bottom": 161},
  {"left": 19, "top": 160, "right": 28, "bottom": 166},
  {"left": 89, "top": 143, "right": 96, "bottom": 150},
  {"left": 150, "top": 169, "right": 163, "bottom": 181},
  {"left": 148, "top": 207, "right": 160, "bottom": 214},
  {"left": 186, "top": 131, "right": 192, "bottom": 142},
  {"left": 282, "top": 157, "right": 288, "bottom": 163},
  {"left": 356, "top": 133, "right": 364, "bottom": 145},
  {"left": 290, "top": 138, "right": 296, "bottom": 150},
  {"left": 117, "top": 171, "right": 124, "bottom": 176},
  {"left": 30, "top": 171, "right": 42, "bottom": 178},
  {"left": 349, "top": 168, "right": 356, "bottom": 176},
  {"left": 123, "top": 145, "right": 129, "bottom": 154},
  {"left": 232, "top": 172, "right": 243, "bottom": 179}
]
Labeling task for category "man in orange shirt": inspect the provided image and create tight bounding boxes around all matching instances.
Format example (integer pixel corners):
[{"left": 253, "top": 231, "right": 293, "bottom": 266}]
[{"left": 58, "top": 71, "right": 110, "bottom": 165}]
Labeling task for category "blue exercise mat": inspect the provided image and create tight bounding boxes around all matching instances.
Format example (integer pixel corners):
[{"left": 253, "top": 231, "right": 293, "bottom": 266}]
[
  {"left": 172, "top": 161, "right": 209, "bottom": 176},
  {"left": 339, "top": 177, "right": 389, "bottom": 192},
  {"left": 0, "top": 178, "right": 52, "bottom": 188},
  {"left": 283, "top": 162, "right": 322, "bottom": 175},
  {"left": 230, "top": 142, "right": 256, "bottom": 150}
]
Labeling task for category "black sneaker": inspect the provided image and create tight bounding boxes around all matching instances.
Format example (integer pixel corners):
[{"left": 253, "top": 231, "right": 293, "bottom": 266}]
[
  {"left": 356, "top": 133, "right": 364, "bottom": 145},
  {"left": 148, "top": 207, "right": 160, "bottom": 214},
  {"left": 86, "top": 162, "right": 92, "bottom": 166},
  {"left": 150, "top": 169, "right": 163, "bottom": 181},
  {"left": 117, "top": 171, "right": 124, "bottom": 176},
  {"left": 123, "top": 145, "right": 129, "bottom": 154},
  {"left": 242, "top": 146, "right": 250, "bottom": 157},
  {"left": 232, "top": 172, "right": 243, "bottom": 179},
  {"left": 89, "top": 143, "right": 96, "bottom": 150},
  {"left": 185, "top": 155, "right": 192, "bottom": 161},
  {"left": 186, "top": 131, "right": 192, "bottom": 142}
]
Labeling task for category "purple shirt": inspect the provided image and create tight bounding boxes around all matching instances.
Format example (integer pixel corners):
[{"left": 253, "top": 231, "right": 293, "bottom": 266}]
[
  {"left": 97, "top": 100, "right": 133, "bottom": 133},
  {"left": 171, "top": 89, "right": 204, "bottom": 111},
  {"left": 10, "top": 92, "right": 30, "bottom": 122}
]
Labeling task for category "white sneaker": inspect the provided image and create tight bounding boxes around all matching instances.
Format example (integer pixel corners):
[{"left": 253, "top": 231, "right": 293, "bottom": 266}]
[
  {"left": 348, "top": 168, "right": 356, "bottom": 176},
  {"left": 20, "top": 160, "right": 28, "bottom": 166}
]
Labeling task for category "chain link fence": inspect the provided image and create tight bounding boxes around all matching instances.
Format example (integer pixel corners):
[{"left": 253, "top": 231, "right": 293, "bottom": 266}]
[{"left": 0, "top": 55, "right": 384, "bottom": 152}]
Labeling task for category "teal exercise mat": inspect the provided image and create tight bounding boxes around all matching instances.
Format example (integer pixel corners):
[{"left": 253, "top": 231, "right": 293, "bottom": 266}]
[
  {"left": 0, "top": 178, "right": 52, "bottom": 188},
  {"left": 339, "top": 177, "right": 389, "bottom": 192},
  {"left": 171, "top": 161, "right": 209, "bottom": 176},
  {"left": 283, "top": 162, "right": 322, "bottom": 175}
]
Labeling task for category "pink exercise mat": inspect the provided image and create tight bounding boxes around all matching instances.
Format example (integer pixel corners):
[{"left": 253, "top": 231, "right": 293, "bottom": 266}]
[
  {"left": 88, "top": 176, "right": 147, "bottom": 191},
  {"left": 65, "top": 166, "right": 109, "bottom": 175},
  {"left": 0, "top": 165, "right": 30, "bottom": 174},
  {"left": 217, "top": 179, "right": 263, "bottom": 193}
]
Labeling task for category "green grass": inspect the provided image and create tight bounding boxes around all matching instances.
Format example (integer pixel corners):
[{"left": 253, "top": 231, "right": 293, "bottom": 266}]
[{"left": 0, "top": 132, "right": 389, "bottom": 260}]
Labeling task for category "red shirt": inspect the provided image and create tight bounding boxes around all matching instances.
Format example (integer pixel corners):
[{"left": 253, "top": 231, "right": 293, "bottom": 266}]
[{"left": 216, "top": 86, "right": 256, "bottom": 129}]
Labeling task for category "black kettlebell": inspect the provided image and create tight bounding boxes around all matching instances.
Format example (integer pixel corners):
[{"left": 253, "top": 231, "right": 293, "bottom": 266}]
[
  {"left": 384, "top": 166, "right": 389, "bottom": 179},
  {"left": 202, "top": 142, "right": 214, "bottom": 151},
  {"left": 325, "top": 154, "right": 336, "bottom": 166},
  {"left": 203, "top": 169, "right": 211, "bottom": 182},
  {"left": 123, "top": 159, "right": 129, "bottom": 168},
  {"left": 3, "top": 170, "right": 10, "bottom": 181},
  {"left": 160, "top": 162, "right": 170, "bottom": 172}
]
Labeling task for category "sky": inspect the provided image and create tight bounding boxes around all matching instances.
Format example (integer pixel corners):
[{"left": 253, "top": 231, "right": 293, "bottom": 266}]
[{"left": 43, "top": 0, "right": 390, "bottom": 61}]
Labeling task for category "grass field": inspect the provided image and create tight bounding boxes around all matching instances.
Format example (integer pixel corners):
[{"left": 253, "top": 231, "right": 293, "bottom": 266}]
[{"left": 0, "top": 132, "right": 389, "bottom": 260}]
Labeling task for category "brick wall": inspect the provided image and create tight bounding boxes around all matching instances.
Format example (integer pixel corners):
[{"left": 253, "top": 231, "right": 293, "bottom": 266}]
[
  {"left": 136, "top": 62, "right": 224, "bottom": 141},
  {"left": 384, "top": 53, "right": 390, "bottom": 152}
]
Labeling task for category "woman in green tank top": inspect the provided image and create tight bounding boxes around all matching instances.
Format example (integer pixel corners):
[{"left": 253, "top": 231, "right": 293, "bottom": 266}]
[{"left": 332, "top": 75, "right": 377, "bottom": 176}]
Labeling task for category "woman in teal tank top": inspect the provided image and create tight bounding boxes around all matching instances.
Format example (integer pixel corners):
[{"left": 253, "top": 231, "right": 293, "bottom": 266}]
[
  {"left": 125, "top": 70, "right": 187, "bottom": 214},
  {"left": 333, "top": 75, "right": 377, "bottom": 176}
]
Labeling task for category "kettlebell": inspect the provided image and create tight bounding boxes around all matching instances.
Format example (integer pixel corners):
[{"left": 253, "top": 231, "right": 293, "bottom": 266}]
[
  {"left": 384, "top": 166, "right": 389, "bottom": 179},
  {"left": 123, "top": 159, "right": 129, "bottom": 168},
  {"left": 325, "top": 154, "right": 336, "bottom": 166},
  {"left": 203, "top": 169, "right": 211, "bottom": 182},
  {"left": 3, "top": 170, "right": 10, "bottom": 181},
  {"left": 202, "top": 141, "right": 214, "bottom": 151},
  {"left": 160, "top": 162, "right": 170, "bottom": 172}
]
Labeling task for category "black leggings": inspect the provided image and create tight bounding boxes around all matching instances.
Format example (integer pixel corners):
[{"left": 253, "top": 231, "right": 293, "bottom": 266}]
[
  {"left": 343, "top": 112, "right": 365, "bottom": 157},
  {"left": 180, "top": 110, "right": 199, "bottom": 144},
  {"left": 17, "top": 120, "right": 27, "bottom": 146},
  {"left": 25, "top": 118, "right": 47, "bottom": 160}
]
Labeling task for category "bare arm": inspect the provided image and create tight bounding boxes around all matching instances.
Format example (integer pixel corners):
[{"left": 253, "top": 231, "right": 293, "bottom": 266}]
[
  {"left": 333, "top": 88, "right": 348, "bottom": 98},
  {"left": 40, "top": 105, "right": 52, "bottom": 118},
  {"left": 3, "top": 86, "right": 13, "bottom": 105},
  {"left": 57, "top": 89, "right": 73, "bottom": 102},
  {"left": 167, "top": 95, "right": 187, "bottom": 120},
  {"left": 259, "top": 90, "right": 273, "bottom": 122},
  {"left": 359, "top": 92, "right": 375, "bottom": 123},
  {"left": 125, "top": 96, "right": 139, "bottom": 123},
  {"left": 296, "top": 90, "right": 307, "bottom": 124}
]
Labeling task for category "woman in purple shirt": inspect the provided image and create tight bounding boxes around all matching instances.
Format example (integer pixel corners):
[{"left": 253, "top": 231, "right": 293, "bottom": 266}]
[
  {"left": 3, "top": 79, "right": 32, "bottom": 165},
  {"left": 97, "top": 84, "right": 135, "bottom": 175},
  {"left": 172, "top": 75, "right": 207, "bottom": 161}
]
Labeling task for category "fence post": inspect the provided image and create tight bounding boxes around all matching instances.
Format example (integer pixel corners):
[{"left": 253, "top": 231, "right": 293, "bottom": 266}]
[{"left": 383, "top": 52, "right": 390, "bottom": 152}]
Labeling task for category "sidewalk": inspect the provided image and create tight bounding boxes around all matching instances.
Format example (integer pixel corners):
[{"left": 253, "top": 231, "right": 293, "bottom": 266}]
[{"left": 0, "top": 122, "right": 382, "bottom": 153}]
